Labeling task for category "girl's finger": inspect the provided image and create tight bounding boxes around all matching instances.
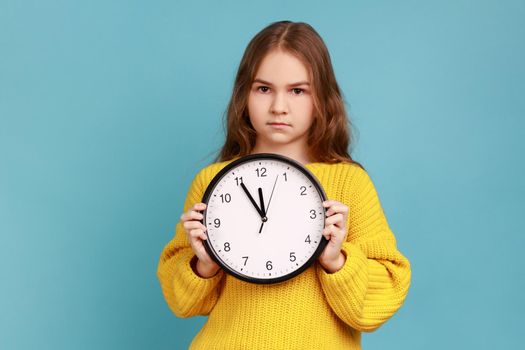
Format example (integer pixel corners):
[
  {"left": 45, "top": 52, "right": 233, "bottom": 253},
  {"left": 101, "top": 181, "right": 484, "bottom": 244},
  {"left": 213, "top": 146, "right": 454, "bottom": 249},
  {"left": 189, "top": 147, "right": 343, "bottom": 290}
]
[
  {"left": 323, "top": 224, "right": 336, "bottom": 236},
  {"left": 193, "top": 203, "right": 207, "bottom": 211},
  {"left": 323, "top": 200, "right": 339, "bottom": 207},
  {"left": 322, "top": 227, "right": 332, "bottom": 240},
  {"left": 325, "top": 204, "right": 348, "bottom": 217},
  {"left": 181, "top": 210, "right": 204, "bottom": 222},
  {"left": 184, "top": 221, "right": 207, "bottom": 231},
  {"left": 324, "top": 222, "right": 347, "bottom": 238},
  {"left": 189, "top": 210, "right": 204, "bottom": 220},
  {"left": 325, "top": 213, "right": 344, "bottom": 226},
  {"left": 189, "top": 228, "right": 207, "bottom": 241}
]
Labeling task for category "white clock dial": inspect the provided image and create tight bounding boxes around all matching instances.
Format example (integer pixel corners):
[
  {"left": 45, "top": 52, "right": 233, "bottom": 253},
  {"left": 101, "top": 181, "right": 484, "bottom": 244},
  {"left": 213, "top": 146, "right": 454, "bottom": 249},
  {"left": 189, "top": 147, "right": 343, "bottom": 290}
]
[{"left": 202, "top": 154, "right": 327, "bottom": 284}]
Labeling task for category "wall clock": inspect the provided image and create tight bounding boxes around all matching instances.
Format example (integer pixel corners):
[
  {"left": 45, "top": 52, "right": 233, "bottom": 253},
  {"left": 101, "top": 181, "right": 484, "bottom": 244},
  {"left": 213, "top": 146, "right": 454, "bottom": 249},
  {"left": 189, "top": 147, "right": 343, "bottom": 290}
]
[{"left": 201, "top": 153, "right": 328, "bottom": 284}]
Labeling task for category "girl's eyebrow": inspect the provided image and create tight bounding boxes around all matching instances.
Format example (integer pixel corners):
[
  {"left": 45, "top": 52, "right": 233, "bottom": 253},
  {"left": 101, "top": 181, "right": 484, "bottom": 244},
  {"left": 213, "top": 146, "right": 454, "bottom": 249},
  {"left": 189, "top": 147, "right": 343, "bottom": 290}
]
[{"left": 253, "top": 78, "right": 310, "bottom": 87}]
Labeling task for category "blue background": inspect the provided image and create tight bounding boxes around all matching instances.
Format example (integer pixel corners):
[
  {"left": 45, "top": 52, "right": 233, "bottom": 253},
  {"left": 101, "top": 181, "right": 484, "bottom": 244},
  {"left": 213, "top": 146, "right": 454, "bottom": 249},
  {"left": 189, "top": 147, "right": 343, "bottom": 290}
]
[{"left": 1, "top": 0, "right": 524, "bottom": 349}]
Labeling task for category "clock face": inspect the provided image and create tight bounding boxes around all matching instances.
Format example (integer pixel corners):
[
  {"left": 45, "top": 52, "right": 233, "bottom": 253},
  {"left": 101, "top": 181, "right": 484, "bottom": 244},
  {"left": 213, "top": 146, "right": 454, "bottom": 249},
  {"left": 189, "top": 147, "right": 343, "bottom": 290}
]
[{"left": 201, "top": 153, "right": 328, "bottom": 284}]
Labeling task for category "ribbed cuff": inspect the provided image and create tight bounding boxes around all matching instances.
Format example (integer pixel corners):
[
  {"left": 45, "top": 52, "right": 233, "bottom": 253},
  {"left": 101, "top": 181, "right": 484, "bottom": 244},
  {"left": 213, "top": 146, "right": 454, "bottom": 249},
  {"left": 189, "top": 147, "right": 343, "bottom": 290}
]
[
  {"left": 317, "top": 243, "right": 369, "bottom": 302},
  {"left": 172, "top": 249, "right": 224, "bottom": 306}
]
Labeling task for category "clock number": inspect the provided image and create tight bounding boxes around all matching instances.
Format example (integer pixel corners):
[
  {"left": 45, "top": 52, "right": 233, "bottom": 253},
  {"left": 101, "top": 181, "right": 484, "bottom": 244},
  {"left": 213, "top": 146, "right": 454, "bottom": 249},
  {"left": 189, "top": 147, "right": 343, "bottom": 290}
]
[
  {"left": 283, "top": 172, "right": 288, "bottom": 182},
  {"left": 224, "top": 242, "right": 231, "bottom": 252},
  {"left": 309, "top": 209, "right": 317, "bottom": 219},
  {"left": 300, "top": 186, "right": 307, "bottom": 196},
  {"left": 289, "top": 252, "right": 296, "bottom": 262},
  {"left": 234, "top": 177, "right": 243, "bottom": 186},
  {"left": 266, "top": 260, "right": 273, "bottom": 270},
  {"left": 242, "top": 256, "right": 249, "bottom": 266},
  {"left": 305, "top": 235, "right": 311, "bottom": 244},
  {"left": 220, "top": 193, "right": 231, "bottom": 203},
  {"left": 256, "top": 167, "right": 267, "bottom": 177},
  {"left": 214, "top": 218, "right": 221, "bottom": 228}
]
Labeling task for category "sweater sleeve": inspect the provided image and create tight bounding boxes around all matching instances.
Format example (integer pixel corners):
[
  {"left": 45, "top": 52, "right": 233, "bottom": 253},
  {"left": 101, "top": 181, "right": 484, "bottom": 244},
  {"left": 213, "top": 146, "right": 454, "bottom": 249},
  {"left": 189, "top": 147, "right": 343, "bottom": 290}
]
[
  {"left": 316, "top": 166, "right": 411, "bottom": 332},
  {"left": 156, "top": 168, "right": 225, "bottom": 318}
]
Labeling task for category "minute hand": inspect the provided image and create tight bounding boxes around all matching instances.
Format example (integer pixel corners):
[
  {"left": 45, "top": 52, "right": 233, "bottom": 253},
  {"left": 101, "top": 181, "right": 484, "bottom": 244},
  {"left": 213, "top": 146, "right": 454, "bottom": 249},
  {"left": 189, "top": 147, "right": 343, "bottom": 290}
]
[{"left": 240, "top": 182, "right": 266, "bottom": 218}]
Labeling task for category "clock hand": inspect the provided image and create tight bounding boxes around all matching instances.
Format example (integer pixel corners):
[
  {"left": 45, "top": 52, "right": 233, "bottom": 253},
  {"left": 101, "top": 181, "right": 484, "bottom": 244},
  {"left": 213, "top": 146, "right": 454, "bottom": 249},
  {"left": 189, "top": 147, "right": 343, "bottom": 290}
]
[
  {"left": 240, "top": 182, "right": 265, "bottom": 218},
  {"left": 258, "top": 188, "right": 266, "bottom": 234},
  {"left": 265, "top": 175, "right": 279, "bottom": 216},
  {"left": 258, "top": 187, "right": 266, "bottom": 216}
]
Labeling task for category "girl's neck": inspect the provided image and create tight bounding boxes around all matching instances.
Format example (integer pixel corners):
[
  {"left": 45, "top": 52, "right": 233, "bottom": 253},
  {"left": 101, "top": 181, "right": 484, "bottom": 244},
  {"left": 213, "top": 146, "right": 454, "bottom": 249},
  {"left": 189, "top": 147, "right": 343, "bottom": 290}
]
[{"left": 250, "top": 143, "right": 312, "bottom": 166}]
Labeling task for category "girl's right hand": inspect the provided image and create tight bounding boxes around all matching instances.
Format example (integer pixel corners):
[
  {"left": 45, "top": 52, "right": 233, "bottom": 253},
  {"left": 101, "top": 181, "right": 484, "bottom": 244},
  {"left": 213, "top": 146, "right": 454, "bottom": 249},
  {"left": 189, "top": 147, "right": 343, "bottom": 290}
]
[{"left": 180, "top": 203, "right": 221, "bottom": 278}]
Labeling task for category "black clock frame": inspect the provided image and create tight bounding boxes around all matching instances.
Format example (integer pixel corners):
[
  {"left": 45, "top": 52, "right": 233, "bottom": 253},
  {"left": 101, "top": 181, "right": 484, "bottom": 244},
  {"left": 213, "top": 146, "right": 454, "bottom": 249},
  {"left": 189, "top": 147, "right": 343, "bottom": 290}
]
[{"left": 200, "top": 153, "right": 328, "bottom": 285}]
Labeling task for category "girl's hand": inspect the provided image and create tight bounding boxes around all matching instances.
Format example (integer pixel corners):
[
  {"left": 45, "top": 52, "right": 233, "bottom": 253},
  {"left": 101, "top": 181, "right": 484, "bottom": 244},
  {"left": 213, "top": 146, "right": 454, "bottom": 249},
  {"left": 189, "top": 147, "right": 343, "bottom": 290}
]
[
  {"left": 180, "top": 203, "right": 220, "bottom": 278},
  {"left": 319, "top": 200, "right": 349, "bottom": 273}
]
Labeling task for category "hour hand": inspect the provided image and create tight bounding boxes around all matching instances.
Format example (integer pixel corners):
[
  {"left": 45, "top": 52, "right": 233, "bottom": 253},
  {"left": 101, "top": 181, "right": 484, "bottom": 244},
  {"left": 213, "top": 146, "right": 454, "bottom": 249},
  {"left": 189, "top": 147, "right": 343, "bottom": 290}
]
[
  {"left": 258, "top": 187, "right": 266, "bottom": 216},
  {"left": 240, "top": 182, "right": 265, "bottom": 218},
  {"left": 258, "top": 188, "right": 267, "bottom": 234}
]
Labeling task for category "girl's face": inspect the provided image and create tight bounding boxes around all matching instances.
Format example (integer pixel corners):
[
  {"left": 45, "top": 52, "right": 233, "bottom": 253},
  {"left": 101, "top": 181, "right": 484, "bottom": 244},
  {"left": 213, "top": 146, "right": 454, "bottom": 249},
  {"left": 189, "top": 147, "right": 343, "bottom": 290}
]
[{"left": 247, "top": 49, "right": 314, "bottom": 152}]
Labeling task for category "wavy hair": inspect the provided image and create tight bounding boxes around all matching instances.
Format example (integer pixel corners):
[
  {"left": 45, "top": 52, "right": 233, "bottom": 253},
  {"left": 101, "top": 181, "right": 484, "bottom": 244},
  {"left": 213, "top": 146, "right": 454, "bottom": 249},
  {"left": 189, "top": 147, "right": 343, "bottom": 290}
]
[{"left": 213, "top": 20, "right": 363, "bottom": 169}]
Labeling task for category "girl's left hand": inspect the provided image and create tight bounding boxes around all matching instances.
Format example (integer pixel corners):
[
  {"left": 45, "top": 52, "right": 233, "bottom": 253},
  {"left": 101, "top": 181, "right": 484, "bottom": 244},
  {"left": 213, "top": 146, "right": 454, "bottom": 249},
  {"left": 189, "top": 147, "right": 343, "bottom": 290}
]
[{"left": 319, "top": 200, "right": 349, "bottom": 273}]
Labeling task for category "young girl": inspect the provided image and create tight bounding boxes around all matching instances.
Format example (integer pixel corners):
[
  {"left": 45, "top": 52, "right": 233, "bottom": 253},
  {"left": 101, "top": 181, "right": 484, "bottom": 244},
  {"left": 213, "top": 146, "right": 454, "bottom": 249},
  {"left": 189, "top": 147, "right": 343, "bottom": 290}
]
[{"left": 157, "top": 21, "right": 411, "bottom": 349}]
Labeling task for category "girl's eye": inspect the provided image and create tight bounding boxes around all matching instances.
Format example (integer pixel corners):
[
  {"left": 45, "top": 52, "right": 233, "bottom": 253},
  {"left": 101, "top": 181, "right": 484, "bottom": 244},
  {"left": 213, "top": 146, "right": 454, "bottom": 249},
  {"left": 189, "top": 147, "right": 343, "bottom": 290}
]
[
  {"left": 257, "top": 86, "right": 270, "bottom": 93},
  {"left": 292, "top": 88, "right": 304, "bottom": 95}
]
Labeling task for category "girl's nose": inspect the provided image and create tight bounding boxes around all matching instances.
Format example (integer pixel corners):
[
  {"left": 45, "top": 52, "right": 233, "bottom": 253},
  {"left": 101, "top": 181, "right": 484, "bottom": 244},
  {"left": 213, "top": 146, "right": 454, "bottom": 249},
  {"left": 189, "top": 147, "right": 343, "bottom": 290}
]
[{"left": 270, "top": 92, "right": 288, "bottom": 115}]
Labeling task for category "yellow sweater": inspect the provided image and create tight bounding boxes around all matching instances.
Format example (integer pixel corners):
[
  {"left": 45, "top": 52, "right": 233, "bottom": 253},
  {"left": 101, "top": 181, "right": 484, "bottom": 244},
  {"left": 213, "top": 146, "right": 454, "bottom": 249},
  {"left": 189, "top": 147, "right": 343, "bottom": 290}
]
[{"left": 157, "top": 158, "right": 411, "bottom": 349}]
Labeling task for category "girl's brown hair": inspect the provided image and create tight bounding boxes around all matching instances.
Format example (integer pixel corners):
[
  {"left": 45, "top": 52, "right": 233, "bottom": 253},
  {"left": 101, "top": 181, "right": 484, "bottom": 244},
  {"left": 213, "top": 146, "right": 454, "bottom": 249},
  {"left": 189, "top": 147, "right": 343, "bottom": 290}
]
[{"left": 214, "top": 20, "right": 363, "bottom": 169}]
